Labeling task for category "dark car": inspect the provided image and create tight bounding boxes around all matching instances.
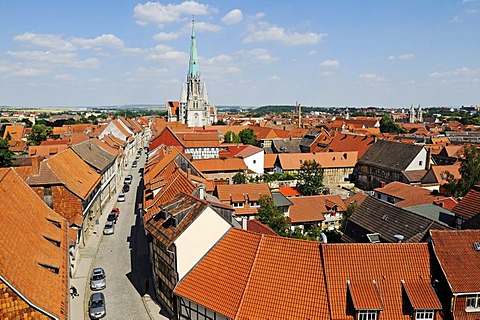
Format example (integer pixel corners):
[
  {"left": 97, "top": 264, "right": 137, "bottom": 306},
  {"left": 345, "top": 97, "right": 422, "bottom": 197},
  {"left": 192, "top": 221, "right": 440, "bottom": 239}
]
[
  {"left": 122, "top": 184, "right": 130, "bottom": 192},
  {"left": 107, "top": 213, "right": 117, "bottom": 224},
  {"left": 89, "top": 292, "right": 106, "bottom": 319},
  {"left": 124, "top": 175, "right": 132, "bottom": 185}
]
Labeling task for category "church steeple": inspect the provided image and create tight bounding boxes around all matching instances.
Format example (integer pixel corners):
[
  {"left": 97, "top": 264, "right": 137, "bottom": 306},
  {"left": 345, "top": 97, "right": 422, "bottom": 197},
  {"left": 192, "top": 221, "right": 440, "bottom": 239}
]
[{"left": 188, "top": 19, "right": 200, "bottom": 79}]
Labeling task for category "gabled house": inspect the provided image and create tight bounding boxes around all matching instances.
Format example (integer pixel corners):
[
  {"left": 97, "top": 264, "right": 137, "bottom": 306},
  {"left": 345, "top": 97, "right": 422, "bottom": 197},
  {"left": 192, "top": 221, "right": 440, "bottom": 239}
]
[
  {"left": 275, "top": 151, "right": 358, "bottom": 186},
  {"left": 24, "top": 149, "right": 102, "bottom": 247},
  {"left": 215, "top": 183, "right": 272, "bottom": 218},
  {"left": 98, "top": 119, "right": 136, "bottom": 165},
  {"left": 219, "top": 144, "right": 264, "bottom": 174},
  {"left": 271, "top": 138, "right": 302, "bottom": 153},
  {"left": 432, "top": 145, "right": 464, "bottom": 165},
  {"left": 421, "top": 164, "right": 461, "bottom": 194},
  {"left": 144, "top": 193, "right": 235, "bottom": 315},
  {"left": 71, "top": 138, "right": 118, "bottom": 206},
  {"left": 174, "top": 228, "right": 330, "bottom": 320},
  {"left": 288, "top": 195, "right": 347, "bottom": 231},
  {"left": 0, "top": 168, "right": 69, "bottom": 319},
  {"left": 373, "top": 181, "right": 447, "bottom": 208},
  {"left": 430, "top": 230, "right": 480, "bottom": 320},
  {"left": 322, "top": 242, "right": 443, "bottom": 320},
  {"left": 325, "top": 132, "right": 376, "bottom": 159},
  {"left": 150, "top": 126, "right": 220, "bottom": 160},
  {"left": 28, "top": 144, "right": 69, "bottom": 158},
  {"left": 355, "top": 140, "right": 433, "bottom": 190},
  {"left": 451, "top": 185, "right": 480, "bottom": 229},
  {"left": 299, "top": 129, "right": 329, "bottom": 153},
  {"left": 342, "top": 196, "right": 450, "bottom": 243},
  {"left": 190, "top": 158, "right": 247, "bottom": 184}
]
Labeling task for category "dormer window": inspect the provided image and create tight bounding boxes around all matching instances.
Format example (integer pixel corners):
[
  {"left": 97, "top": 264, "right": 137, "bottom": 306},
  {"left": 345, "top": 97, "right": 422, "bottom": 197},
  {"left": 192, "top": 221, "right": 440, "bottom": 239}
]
[
  {"left": 358, "top": 310, "right": 377, "bottom": 320},
  {"left": 415, "top": 309, "right": 434, "bottom": 319},
  {"left": 232, "top": 202, "right": 244, "bottom": 208},
  {"left": 466, "top": 294, "right": 480, "bottom": 311}
]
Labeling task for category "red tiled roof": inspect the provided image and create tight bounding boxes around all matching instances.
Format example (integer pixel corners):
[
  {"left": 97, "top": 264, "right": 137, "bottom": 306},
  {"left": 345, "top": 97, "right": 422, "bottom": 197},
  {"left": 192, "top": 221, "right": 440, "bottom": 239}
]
[
  {"left": 0, "top": 168, "right": 68, "bottom": 319},
  {"left": 431, "top": 229, "right": 480, "bottom": 294},
  {"left": 279, "top": 186, "right": 301, "bottom": 197},
  {"left": 191, "top": 158, "right": 247, "bottom": 173},
  {"left": 347, "top": 280, "right": 384, "bottom": 310},
  {"left": 277, "top": 151, "right": 358, "bottom": 171},
  {"left": 2, "top": 125, "right": 24, "bottom": 141},
  {"left": 289, "top": 195, "right": 346, "bottom": 223},
  {"left": 174, "top": 228, "right": 330, "bottom": 319},
  {"left": 344, "top": 192, "right": 368, "bottom": 207},
  {"left": 216, "top": 183, "right": 271, "bottom": 203},
  {"left": 322, "top": 243, "right": 440, "bottom": 319},
  {"left": 374, "top": 181, "right": 444, "bottom": 208},
  {"left": 263, "top": 153, "right": 277, "bottom": 169},
  {"left": 246, "top": 219, "right": 278, "bottom": 236},
  {"left": 451, "top": 186, "right": 480, "bottom": 219},
  {"left": 326, "top": 132, "right": 376, "bottom": 158},
  {"left": 402, "top": 279, "right": 442, "bottom": 310}
]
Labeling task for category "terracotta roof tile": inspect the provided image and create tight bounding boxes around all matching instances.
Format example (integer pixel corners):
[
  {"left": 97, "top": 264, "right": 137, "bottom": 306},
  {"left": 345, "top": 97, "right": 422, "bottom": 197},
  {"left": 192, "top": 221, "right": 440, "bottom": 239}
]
[
  {"left": 279, "top": 186, "right": 301, "bottom": 197},
  {"left": 289, "top": 195, "right": 346, "bottom": 223},
  {"left": 3, "top": 125, "right": 24, "bottom": 141},
  {"left": 263, "top": 153, "right": 277, "bottom": 169},
  {"left": 402, "top": 279, "right": 442, "bottom": 310},
  {"left": 174, "top": 228, "right": 330, "bottom": 319},
  {"left": 451, "top": 186, "right": 480, "bottom": 219},
  {"left": 278, "top": 151, "right": 357, "bottom": 171},
  {"left": 28, "top": 144, "right": 68, "bottom": 157},
  {"left": 347, "top": 279, "right": 384, "bottom": 310},
  {"left": 374, "top": 181, "right": 445, "bottom": 208},
  {"left": 191, "top": 158, "right": 247, "bottom": 173},
  {"left": 322, "top": 243, "right": 440, "bottom": 319},
  {"left": 246, "top": 219, "right": 278, "bottom": 236},
  {"left": 216, "top": 183, "right": 271, "bottom": 203},
  {"left": 431, "top": 229, "right": 480, "bottom": 294},
  {"left": 0, "top": 168, "right": 68, "bottom": 319},
  {"left": 326, "top": 133, "right": 376, "bottom": 158}
]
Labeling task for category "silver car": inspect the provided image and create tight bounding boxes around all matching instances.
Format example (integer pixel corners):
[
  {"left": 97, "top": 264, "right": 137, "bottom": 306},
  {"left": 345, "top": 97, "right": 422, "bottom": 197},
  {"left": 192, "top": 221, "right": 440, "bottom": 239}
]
[
  {"left": 88, "top": 292, "right": 106, "bottom": 319},
  {"left": 117, "top": 193, "right": 126, "bottom": 202},
  {"left": 90, "top": 268, "right": 106, "bottom": 291},
  {"left": 103, "top": 221, "right": 115, "bottom": 235}
]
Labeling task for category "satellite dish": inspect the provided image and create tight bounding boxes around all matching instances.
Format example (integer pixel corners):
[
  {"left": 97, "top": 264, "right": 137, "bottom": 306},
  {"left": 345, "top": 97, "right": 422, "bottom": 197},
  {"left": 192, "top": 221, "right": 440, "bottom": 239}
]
[{"left": 394, "top": 234, "right": 405, "bottom": 243}]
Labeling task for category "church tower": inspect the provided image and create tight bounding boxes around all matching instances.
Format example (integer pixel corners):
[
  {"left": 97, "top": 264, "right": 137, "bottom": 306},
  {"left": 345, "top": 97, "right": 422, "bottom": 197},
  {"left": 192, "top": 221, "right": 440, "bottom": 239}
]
[{"left": 177, "top": 20, "right": 216, "bottom": 127}]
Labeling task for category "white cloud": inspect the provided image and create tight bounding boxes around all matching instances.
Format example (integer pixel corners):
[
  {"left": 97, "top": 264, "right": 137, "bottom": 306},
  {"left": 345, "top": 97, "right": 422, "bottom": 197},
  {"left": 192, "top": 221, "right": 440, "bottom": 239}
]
[
  {"left": 153, "top": 32, "right": 181, "bottom": 41},
  {"left": 223, "top": 66, "right": 242, "bottom": 74},
  {"left": 54, "top": 73, "right": 75, "bottom": 81},
  {"left": 320, "top": 59, "right": 340, "bottom": 67},
  {"left": 321, "top": 71, "right": 334, "bottom": 77},
  {"left": 237, "top": 48, "right": 278, "bottom": 62},
  {"left": 11, "top": 67, "right": 50, "bottom": 77},
  {"left": 244, "top": 21, "right": 326, "bottom": 46},
  {"left": 221, "top": 9, "right": 243, "bottom": 25},
  {"left": 463, "top": 0, "right": 475, "bottom": 3},
  {"left": 133, "top": 1, "right": 215, "bottom": 27},
  {"left": 358, "top": 73, "right": 386, "bottom": 83},
  {"left": 122, "top": 47, "right": 145, "bottom": 55},
  {"left": 269, "top": 75, "right": 281, "bottom": 81},
  {"left": 430, "top": 67, "right": 478, "bottom": 78},
  {"left": 255, "top": 12, "right": 265, "bottom": 19},
  {"left": 13, "top": 32, "right": 124, "bottom": 51},
  {"left": 7, "top": 50, "right": 101, "bottom": 68},
  {"left": 207, "top": 54, "right": 233, "bottom": 64},
  {"left": 193, "top": 21, "right": 222, "bottom": 32},
  {"left": 387, "top": 55, "right": 395, "bottom": 60},
  {"left": 309, "top": 50, "right": 317, "bottom": 56},
  {"left": 146, "top": 44, "right": 188, "bottom": 61},
  {"left": 449, "top": 16, "right": 461, "bottom": 23},
  {"left": 398, "top": 53, "right": 415, "bottom": 60},
  {"left": 465, "top": 9, "right": 478, "bottom": 14}
]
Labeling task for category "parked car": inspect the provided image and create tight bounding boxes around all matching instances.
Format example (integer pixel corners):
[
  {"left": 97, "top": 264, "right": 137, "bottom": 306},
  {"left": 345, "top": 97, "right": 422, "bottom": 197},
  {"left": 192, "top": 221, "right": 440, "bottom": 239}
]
[
  {"left": 111, "top": 207, "right": 120, "bottom": 216},
  {"left": 122, "top": 184, "right": 130, "bottom": 193},
  {"left": 107, "top": 213, "right": 117, "bottom": 224},
  {"left": 88, "top": 292, "right": 106, "bottom": 319},
  {"left": 117, "top": 193, "right": 126, "bottom": 202},
  {"left": 132, "top": 161, "right": 137, "bottom": 168},
  {"left": 103, "top": 221, "right": 115, "bottom": 235},
  {"left": 124, "top": 175, "right": 132, "bottom": 185},
  {"left": 90, "top": 268, "right": 106, "bottom": 291}
]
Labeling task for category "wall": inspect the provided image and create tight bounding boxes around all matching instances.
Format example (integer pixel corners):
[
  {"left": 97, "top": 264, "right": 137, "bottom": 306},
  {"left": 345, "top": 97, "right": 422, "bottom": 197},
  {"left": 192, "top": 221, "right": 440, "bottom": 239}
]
[
  {"left": 405, "top": 148, "right": 428, "bottom": 171},
  {"left": 175, "top": 207, "right": 231, "bottom": 280},
  {"left": 244, "top": 151, "right": 264, "bottom": 174},
  {"left": 178, "top": 296, "right": 229, "bottom": 320}
]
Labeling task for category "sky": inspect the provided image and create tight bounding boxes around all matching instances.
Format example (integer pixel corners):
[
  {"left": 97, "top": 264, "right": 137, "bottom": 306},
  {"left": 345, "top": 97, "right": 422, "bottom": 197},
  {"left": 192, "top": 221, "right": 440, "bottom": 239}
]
[{"left": 0, "top": 1, "right": 479, "bottom": 108}]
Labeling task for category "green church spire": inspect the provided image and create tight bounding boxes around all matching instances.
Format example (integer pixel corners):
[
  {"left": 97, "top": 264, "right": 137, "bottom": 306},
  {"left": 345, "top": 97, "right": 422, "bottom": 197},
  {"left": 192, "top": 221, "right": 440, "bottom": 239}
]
[{"left": 188, "top": 19, "right": 200, "bottom": 78}]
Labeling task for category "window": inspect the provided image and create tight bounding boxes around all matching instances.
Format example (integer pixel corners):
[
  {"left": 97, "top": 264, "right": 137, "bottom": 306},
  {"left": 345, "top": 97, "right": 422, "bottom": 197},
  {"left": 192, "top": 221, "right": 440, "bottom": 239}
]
[
  {"left": 419, "top": 160, "right": 423, "bottom": 166},
  {"left": 386, "top": 196, "right": 395, "bottom": 204},
  {"left": 253, "top": 159, "right": 256, "bottom": 164},
  {"left": 416, "top": 309, "right": 434, "bottom": 319},
  {"left": 249, "top": 201, "right": 259, "bottom": 207},
  {"left": 466, "top": 294, "right": 480, "bottom": 310},
  {"left": 232, "top": 202, "right": 244, "bottom": 208},
  {"left": 43, "top": 187, "right": 53, "bottom": 209},
  {"left": 358, "top": 310, "right": 377, "bottom": 320}
]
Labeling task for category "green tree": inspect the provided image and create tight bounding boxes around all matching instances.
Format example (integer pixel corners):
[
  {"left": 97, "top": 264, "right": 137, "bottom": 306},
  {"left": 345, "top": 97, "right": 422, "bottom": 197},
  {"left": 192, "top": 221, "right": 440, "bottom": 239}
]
[
  {"left": 445, "top": 145, "right": 480, "bottom": 197},
  {"left": 379, "top": 114, "right": 406, "bottom": 134},
  {"left": 256, "top": 195, "right": 289, "bottom": 236},
  {"left": 224, "top": 130, "right": 240, "bottom": 143},
  {"left": 0, "top": 138, "right": 13, "bottom": 167},
  {"left": 27, "top": 124, "right": 53, "bottom": 146},
  {"left": 340, "top": 202, "right": 358, "bottom": 232},
  {"left": 232, "top": 172, "right": 247, "bottom": 184},
  {"left": 296, "top": 160, "right": 324, "bottom": 196},
  {"left": 238, "top": 128, "right": 256, "bottom": 145}
]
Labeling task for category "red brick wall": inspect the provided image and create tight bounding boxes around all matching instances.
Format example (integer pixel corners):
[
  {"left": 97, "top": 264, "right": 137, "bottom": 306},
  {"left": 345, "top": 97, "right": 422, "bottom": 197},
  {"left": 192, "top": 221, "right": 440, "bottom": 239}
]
[
  {"left": 31, "top": 185, "right": 83, "bottom": 222},
  {"left": 0, "top": 279, "right": 51, "bottom": 320},
  {"left": 453, "top": 296, "right": 480, "bottom": 320}
]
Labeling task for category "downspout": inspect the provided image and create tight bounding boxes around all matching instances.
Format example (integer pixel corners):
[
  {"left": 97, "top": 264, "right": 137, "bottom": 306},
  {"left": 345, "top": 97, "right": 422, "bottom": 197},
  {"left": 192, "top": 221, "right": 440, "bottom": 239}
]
[{"left": 0, "top": 275, "right": 60, "bottom": 320}]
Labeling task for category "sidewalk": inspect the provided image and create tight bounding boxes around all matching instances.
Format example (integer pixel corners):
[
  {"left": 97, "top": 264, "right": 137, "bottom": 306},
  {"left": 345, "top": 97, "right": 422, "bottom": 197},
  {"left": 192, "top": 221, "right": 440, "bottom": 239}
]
[{"left": 69, "top": 162, "right": 167, "bottom": 319}]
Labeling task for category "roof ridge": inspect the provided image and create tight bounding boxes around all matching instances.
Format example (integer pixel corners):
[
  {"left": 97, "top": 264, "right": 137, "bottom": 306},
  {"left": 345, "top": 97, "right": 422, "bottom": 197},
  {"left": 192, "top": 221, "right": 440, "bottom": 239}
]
[{"left": 234, "top": 234, "right": 263, "bottom": 320}]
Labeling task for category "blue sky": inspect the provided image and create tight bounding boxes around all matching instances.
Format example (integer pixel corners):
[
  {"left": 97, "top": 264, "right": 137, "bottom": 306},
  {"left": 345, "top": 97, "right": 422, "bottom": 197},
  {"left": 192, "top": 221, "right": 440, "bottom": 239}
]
[{"left": 0, "top": 1, "right": 479, "bottom": 108}]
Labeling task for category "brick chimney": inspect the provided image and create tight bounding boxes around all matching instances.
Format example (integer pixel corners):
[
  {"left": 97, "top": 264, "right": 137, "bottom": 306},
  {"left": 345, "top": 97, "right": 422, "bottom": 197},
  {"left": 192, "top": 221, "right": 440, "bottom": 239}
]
[{"left": 31, "top": 156, "right": 41, "bottom": 175}]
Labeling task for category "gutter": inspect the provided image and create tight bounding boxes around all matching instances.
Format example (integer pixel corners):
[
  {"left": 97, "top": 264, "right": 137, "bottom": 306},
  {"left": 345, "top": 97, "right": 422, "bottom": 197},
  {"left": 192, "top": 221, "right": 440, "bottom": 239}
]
[{"left": 0, "top": 275, "right": 60, "bottom": 320}]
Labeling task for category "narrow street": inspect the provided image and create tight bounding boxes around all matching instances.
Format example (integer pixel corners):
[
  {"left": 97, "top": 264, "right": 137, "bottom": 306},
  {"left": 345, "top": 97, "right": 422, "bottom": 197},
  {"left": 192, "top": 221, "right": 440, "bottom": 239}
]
[{"left": 88, "top": 151, "right": 152, "bottom": 319}]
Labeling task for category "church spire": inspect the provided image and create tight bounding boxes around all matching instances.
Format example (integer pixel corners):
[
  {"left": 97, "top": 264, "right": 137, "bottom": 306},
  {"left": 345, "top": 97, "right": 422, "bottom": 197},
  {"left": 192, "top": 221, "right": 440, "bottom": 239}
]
[{"left": 188, "top": 18, "right": 200, "bottom": 78}]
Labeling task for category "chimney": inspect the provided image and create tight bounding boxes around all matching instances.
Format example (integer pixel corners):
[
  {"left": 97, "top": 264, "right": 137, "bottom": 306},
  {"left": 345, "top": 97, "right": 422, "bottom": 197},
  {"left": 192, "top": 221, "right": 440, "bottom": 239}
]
[
  {"left": 187, "top": 167, "right": 191, "bottom": 179},
  {"left": 32, "top": 156, "right": 41, "bottom": 175},
  {"left": 198, "top": 183, "right": 205, "bottom": 200},
  {"left": 242, "top": 217, "right": 248, "bottom": 230},
  {"left": 425, "top": 147, "right": 431, "bottom": 170}
]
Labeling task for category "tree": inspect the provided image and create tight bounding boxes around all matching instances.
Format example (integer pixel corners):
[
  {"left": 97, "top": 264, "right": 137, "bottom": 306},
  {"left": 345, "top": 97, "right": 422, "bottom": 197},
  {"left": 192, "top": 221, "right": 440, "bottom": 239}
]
[
  {"left": 379, "top": 114, "right": 406, "bottom": 134},
  {"left": 340, "top": 202, "right": 358, "bottom": 232},
  {"left": 256, "top": 195, "right": 289, "bottom": 236},
  {"left": 238, "top": 128, "right": 256, "bottom": 145},
  {"left": 224, "top": 130, "right": 240, "bottom": 143},
  {"left": 296, "top": 160, "right": 324, "bottom": 196},
  {"left": 0, "top": 138, "right": 13, "bottom": 167},
  {"left": 27, "top": 124, "right": 53, "bottom": 146},
  {"left": 445, "top": 145, "right": 480, "bottom": 197},
  {"left": 232, "top": 172, "right": 247, "bottom": 184}
]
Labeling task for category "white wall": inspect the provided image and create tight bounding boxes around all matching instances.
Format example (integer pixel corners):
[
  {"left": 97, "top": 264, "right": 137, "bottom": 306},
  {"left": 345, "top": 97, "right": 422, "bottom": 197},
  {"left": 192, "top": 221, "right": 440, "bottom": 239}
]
[
  {"left": 179, "top": 297, "right": 229, "bottom": 320},
  {"left": 405, "top": 148, "right": 428, "bottom": 171},
  {"left": 243, "top": 150, "right": 264, "bottom": 174},
  {"left": 175, "top": 207, "right": 231, "bottom": 280}
]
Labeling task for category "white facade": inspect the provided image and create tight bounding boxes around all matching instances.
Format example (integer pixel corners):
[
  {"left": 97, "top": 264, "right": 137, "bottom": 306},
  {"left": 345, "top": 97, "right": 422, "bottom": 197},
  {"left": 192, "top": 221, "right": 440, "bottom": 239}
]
[
  {"left": 405, "top": 147, "right": 429, "bottom": 171},
  {"left": 184, "top": 147, "right": 219, "bottom": 160},
  {"left": 243, "top": 149, "right": 264, "bottom": 174},
  {"left": 174, "top": 206, "right": 231, "bottom": 280}
]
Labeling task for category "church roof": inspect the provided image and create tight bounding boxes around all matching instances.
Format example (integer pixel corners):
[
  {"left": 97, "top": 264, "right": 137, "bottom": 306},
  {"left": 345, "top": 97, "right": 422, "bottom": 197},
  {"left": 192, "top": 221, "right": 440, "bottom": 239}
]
[{"left": 188, "top": 21, "right": 200, "bottom": 78}]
